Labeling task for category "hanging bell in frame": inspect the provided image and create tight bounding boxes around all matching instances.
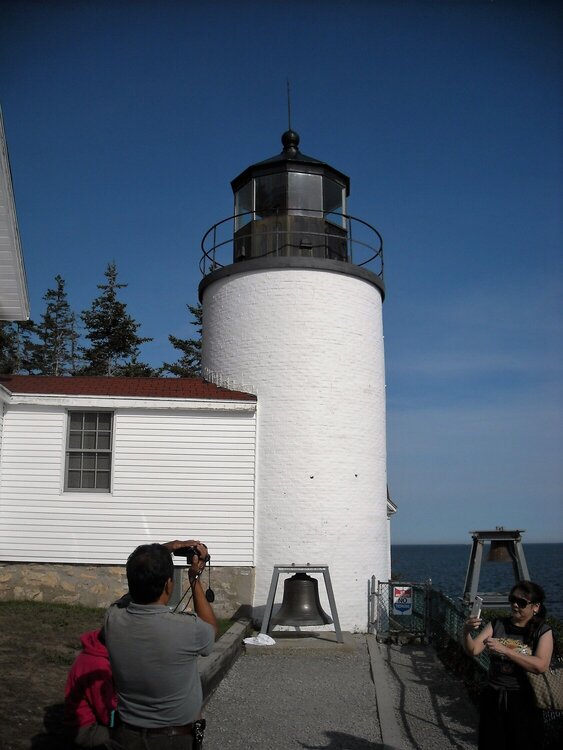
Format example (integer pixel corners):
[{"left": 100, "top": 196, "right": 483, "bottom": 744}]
[
  {"left": 487, "top": 540, "right": 514, "bottom": 563},
  {"left": 271, "top": 573, "right": 333, "bottom": 627}
]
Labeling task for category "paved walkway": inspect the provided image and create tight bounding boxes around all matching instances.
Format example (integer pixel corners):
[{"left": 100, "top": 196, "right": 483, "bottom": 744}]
[
  {"left": 200, "top": 629, "right": 478, "bottom": 750},
  {"left": 375, "top": 640, "right": 478, "bottom": 749}
]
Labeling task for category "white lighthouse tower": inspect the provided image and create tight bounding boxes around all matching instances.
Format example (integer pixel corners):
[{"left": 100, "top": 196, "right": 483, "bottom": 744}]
[{"left": 199, "top": 130, "right": 389, "bottom": 632}]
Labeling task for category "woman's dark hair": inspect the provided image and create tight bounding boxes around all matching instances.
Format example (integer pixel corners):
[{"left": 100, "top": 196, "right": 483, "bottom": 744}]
[
  {"left": 126, "top": 543, "right": 174, "bottom": 604},
  {"left": 510, "top": 580, "right": 547, "bottom": 645}
]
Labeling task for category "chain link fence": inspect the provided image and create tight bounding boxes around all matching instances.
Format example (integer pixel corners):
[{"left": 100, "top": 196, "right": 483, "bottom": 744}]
[
  {"left": 371, "top": 577, "right": 490, "bottom": 670},
  {"left": 371, "top": 579, "right": 431, "bottom": 641}
]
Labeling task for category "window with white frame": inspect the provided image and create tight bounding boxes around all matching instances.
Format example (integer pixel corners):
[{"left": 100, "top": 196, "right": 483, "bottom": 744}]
[{"left": 65, "top": 411, "right": 113, "bottom": 491}]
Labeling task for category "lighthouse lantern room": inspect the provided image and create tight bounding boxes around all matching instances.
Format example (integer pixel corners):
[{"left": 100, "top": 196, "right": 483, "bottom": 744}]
[{"left": 231, "top": 129, "right": 349, "bottom": 263}]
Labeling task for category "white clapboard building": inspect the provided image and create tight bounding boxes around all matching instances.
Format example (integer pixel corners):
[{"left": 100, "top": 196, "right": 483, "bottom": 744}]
[
  {"left": 0, "top": 105, "right": 29, "bottom": 321},
  {"left": 0, "top": 376, "right": 258, "bottom": 614},
  {"left": 0, "top": 375, "right": 257, "bottom": 565}
]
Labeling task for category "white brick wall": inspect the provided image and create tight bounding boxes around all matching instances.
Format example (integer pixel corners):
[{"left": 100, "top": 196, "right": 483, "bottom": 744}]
[{"left": 202, "top": 266, "right": 389, "bottom": 632}]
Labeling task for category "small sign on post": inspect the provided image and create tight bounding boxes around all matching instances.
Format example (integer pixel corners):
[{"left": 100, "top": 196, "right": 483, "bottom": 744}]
[{"left": 393, "top": 585, "right": 413, "bottom": 615}]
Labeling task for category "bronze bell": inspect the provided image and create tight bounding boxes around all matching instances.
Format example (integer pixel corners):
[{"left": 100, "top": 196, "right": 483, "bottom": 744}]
[
  {"left": 271, "top": 573, "right": 333, "bottom": 627},
  {"left": 487, "top": 540, "right": 514, "bottom": 563}
]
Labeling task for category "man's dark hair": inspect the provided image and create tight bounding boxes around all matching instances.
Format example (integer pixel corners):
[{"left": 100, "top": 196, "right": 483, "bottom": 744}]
[{"left": 126, "top": 543, "right": 174, "bottom": 604}]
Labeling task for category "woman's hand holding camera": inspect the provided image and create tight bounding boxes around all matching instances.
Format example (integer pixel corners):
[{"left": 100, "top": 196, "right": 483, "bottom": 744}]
[{"left": 463, "top": 616, "right": 482, "bottom": 633}]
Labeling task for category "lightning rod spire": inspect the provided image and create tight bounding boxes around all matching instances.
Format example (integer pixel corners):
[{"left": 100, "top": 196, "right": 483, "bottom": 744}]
[{"left": 286, "top": 78, "right": 292, "bottom": 131}]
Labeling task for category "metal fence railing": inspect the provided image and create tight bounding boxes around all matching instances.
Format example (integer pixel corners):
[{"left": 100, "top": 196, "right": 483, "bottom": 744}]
[
  {"left": 372, "top": 579, "right": 430, "bottom": 640},
  {"left": 200, "top": 209, "right": 384, "bottom": 279},
  {"left": 426, "top": 586, "right": 490, "bottom": 672},
  {"left": 371, "top": 578, "right": 489, "bottom": 671}
]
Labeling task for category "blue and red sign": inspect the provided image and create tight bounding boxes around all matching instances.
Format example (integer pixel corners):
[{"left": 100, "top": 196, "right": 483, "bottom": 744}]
[{"left": 393, "top": 586, "right": 413, "bottom": 615}]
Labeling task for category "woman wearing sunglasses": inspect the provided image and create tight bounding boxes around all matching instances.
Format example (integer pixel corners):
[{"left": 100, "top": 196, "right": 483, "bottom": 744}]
[{"left": 462, "top": 580, "right": 554, "bottom": 749}]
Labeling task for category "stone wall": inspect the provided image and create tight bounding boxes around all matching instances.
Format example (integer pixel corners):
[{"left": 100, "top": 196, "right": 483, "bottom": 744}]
[{"left": 0, "top": 562, "right": 254, "bottom": 619}]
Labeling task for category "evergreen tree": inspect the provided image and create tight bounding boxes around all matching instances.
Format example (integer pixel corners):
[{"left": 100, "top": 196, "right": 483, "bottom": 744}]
[
  {"left": 0, "top": 322, "right": 19, "bottom": 373},
  {"left": 80, "top": 262, "right": 153, "bottom": 376},
  {"left": 0, "top": 320, "right": 38, "bottom": 374},
  {"left": 30, "top": 275, "right": 80, "bottom": 375},
  {"left": 161, "top": 303, "right": 202, "bottom": 377},
  {"left": 118, "top": 356, "right": 160, "bottom": 378}
]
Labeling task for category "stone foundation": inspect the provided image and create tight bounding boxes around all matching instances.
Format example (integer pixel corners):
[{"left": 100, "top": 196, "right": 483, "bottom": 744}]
[{"left": 0, "top": 562, "right": 254, "bottom": 619}]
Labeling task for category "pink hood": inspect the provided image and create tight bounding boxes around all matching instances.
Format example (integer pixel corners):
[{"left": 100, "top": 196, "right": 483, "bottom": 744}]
[{"left": 64, "top": 629, "right": 117, "bottom": 728}]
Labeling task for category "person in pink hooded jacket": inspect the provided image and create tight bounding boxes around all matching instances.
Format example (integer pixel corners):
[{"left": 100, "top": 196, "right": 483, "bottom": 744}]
[{"left": 64, "top": 628, "right": 117, "bottom": 748}]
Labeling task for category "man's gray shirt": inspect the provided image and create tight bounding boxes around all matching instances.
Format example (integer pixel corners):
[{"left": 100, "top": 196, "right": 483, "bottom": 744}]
[{"left": 104, "top": 603, "right": 214, "bottom": 727}]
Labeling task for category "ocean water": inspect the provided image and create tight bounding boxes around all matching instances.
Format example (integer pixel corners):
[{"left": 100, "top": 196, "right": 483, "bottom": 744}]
[{"left": 391, "top": 543, "right": 563, "bottom": 621}]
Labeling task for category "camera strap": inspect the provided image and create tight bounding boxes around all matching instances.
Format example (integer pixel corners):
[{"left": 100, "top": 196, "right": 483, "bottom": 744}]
[{"left": 171, "top": 565, "right": 214, "bottom": 612}]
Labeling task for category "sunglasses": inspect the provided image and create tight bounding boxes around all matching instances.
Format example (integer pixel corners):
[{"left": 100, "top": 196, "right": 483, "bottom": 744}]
[{"left": 508, "top": 595, "right": 533, "bottom": 608}]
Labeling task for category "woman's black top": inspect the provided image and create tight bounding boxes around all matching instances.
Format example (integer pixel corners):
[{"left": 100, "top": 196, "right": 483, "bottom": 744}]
[{"left": 488, "top": 617, "right": 551, "bottom": 691}]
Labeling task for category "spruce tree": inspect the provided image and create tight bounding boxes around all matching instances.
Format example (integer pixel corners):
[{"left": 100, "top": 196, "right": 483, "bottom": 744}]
[
  {"left": 161, "top": 303, "right": 202, "bottom": 377},
  {"left": 31, "top": 275, "right": 80, "bottom": 375},
  {"left": 0, "top": 322, "right": 19, "bottom": 373},
  {"left": 80, "top": 262, "right": 153, "bottom": 376},
  {"left": 0, "top": 321, "right": 38, "bottom": 374}
]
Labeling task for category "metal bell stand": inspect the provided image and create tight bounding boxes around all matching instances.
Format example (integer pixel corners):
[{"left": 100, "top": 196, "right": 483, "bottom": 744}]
[
  {"left": 462, "top": 528, "right": 530, "bottom": 607},
  {"left": 259, "top": 564, "right": 343, "bottom": 643}
]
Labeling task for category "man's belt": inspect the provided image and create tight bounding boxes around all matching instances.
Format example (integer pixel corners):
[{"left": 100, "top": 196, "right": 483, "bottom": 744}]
[{"left": 121, "top": 720, "right": 194, "bottom": 737}]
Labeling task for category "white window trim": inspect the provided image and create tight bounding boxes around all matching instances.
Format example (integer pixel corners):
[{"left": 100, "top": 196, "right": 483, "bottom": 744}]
[{"left": 64, "top": 410, "right": 114, "bottom": 493}]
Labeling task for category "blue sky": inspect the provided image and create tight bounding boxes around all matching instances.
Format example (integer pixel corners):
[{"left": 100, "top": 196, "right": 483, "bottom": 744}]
[{"left": 1, "top": 0, "right": 561, "bottom": 544}]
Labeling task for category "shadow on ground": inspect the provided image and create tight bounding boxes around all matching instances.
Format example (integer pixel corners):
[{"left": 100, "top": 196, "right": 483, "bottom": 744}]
[
  {"left": 384, "top": 643, "right": 478, "bottom": 750},
  {"left": 301, "top": 732, "right": 387, "bottom": 750},
  {"left": 30, "top": 704, "right": 76, "bottom": 750}
]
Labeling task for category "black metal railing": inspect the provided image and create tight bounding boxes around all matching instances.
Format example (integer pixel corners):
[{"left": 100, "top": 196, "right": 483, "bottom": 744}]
[
  {"left": 373, "top": 579, "right": 490, "bottom": 671},
  {"left": 426, "top": 587, "right": 491, "bottom": 672},
  {"left": 373, "top": 580, "right": 432, "bottom": 640},
  {"left": 200, "top": 209, "right": 384, "bottom": 280}
]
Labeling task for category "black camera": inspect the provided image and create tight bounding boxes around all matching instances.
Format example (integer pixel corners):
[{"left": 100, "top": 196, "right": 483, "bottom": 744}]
[{"left": 173, "top": 546, "right": 210, "bottom": 564}]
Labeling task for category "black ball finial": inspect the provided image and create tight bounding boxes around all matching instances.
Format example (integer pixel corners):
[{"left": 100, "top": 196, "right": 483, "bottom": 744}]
[{"left": 281, "top": 129, "right": 300, "bottom": 154}]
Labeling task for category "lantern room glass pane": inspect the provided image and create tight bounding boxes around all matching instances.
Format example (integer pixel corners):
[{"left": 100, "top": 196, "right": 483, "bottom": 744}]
[
  {"left": 255, "top": 174, "right": 287, "bottom": 218},
  {"left": 323, "top": 178, "right": 345, "bottom": 226},
  {"left": 234, "top": 180, "right": 253, "bottom": 231},
  {"left": 287, "top": 173, "right": 322, "bottom": 217}
]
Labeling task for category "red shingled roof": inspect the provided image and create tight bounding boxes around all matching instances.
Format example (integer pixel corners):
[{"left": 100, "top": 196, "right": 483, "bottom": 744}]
[{"left": 0, "top": 375, "right": 256, "bottom": 401}]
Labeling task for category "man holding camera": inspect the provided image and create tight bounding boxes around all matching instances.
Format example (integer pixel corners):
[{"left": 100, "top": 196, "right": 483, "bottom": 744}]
[{"left": 104, "top": 539, "right": 217, "bottom": 749}]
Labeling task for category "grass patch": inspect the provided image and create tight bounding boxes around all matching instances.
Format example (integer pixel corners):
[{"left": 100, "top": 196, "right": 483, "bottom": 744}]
[
  {"left": 0, "top": 600, "right": 238, "bottom": 637},
  {"left": 217, "top": 618, "right": 233, "bottom": 637}
]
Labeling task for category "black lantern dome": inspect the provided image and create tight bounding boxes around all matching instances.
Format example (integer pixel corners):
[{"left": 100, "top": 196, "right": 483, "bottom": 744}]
[{"left": 230, "top": 130, "right": 350, "bottom": 262}]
